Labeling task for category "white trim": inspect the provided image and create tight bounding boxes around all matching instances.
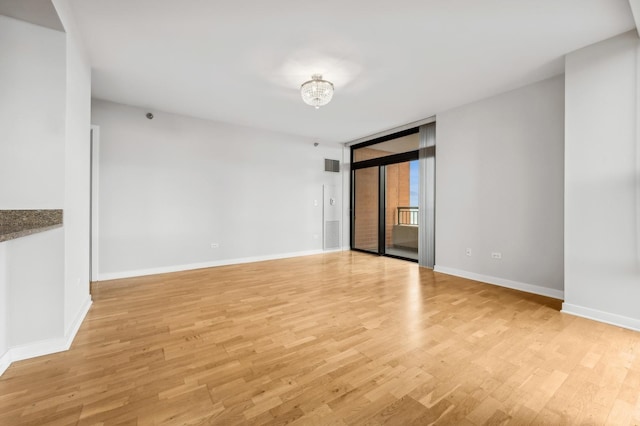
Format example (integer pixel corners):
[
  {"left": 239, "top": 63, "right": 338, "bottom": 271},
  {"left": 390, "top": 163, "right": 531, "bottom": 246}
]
[
  {"left": 629, "top": 0, "right": 640, "bottom": 38},
  {"left": 636, "top": 39, "right": 640, "bottom": 263},
  {"left": 323, "top": 248, "right": 344, "bottom": 254},
  {"left": 344, "top": 116, "right": 436, "bottom": 147},
  {"left": 0, "top": 350, "right": 10, "bottom": 376},
  {"left": 90, "top": 125, "right": 100, "bottom": 281},
  {"left": 8, "top": 337, "right": 69, "bottom": 363},
  {"left": 341, "top": 145, "right": 351, "bottom": 252},
  {"left": 98, "top": 249, "right": 333, "bottom": 281},
  {"left": 433, "top": 265, "right": 564, "bottom": 300},
  {"left": 561, "top": 303, "right": 640, "bottom": 332},
  {"left": 64, "top": 295, "right": 92, "bottom": 343},
  {"left": 0, "top": 295, "right": 92, "bottom": 376}
]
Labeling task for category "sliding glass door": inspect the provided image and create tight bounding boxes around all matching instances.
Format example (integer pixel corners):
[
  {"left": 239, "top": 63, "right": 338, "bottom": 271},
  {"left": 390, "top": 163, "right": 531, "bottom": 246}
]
[
  {"left": 352, "top": 158, "right": 419, "bottom": 261},
  {"left": 385, "top": 160, "right": 419, "bottom": 260},
  {"left": 350, "top": 123, "right": 435, "bottom": 266}
]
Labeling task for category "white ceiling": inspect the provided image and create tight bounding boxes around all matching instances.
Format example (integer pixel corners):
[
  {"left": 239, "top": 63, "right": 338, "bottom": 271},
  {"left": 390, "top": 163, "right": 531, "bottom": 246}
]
[
  {"left": 0, "top": 0, "right": 63, "bottom": 31},
  {"left": 68, "top": 0, "right": 635, "bottom": 144}
]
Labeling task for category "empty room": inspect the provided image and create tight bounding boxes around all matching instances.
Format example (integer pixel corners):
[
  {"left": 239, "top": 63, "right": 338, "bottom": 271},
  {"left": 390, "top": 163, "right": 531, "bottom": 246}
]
[{"left": 1, "top": 0, "right": 640, "bottom": 424}]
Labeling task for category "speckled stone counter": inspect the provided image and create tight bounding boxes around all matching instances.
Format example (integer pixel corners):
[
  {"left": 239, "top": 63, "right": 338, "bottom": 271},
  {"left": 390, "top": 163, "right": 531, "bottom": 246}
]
[{"left": 0, "top": 210, "right": 63, "bottom": 242}]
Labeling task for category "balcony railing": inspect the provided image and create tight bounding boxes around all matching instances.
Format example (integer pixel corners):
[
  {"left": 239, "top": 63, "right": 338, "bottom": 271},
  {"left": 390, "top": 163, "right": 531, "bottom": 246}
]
[{"left": 397, "top": 206, "right": 418, "bottom": 226}]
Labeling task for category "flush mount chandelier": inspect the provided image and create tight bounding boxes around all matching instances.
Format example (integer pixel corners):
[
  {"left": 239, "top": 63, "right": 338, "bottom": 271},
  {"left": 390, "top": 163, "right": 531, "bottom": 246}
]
[{"left": 300, "top": 74, "right": 334, "bottom": 109}]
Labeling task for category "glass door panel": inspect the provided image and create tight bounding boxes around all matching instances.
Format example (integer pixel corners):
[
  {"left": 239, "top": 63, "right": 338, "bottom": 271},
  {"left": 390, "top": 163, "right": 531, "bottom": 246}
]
[
  {"left": 353, "top": 167, "right": 379, "bottom": 253},
  {"left": 384, "top": 160, "right": 419, "bottom": 260}
]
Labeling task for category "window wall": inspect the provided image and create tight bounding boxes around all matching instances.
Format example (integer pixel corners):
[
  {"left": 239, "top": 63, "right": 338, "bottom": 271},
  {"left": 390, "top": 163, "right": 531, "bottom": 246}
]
[{"left": 351, "top": 130, "right": 420, "bottom": 261}]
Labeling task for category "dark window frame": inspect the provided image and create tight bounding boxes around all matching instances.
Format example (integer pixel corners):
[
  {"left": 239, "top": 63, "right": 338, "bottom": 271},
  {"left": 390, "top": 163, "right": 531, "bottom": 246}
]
[{"left": 350, "top": 127, "right": 421, "bottom": 261}]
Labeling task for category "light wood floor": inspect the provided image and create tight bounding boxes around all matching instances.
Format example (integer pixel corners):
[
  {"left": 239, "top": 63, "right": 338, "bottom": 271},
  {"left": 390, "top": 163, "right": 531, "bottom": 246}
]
[{"left": 1, "top": 252, "right": 639, "bottom": 425}]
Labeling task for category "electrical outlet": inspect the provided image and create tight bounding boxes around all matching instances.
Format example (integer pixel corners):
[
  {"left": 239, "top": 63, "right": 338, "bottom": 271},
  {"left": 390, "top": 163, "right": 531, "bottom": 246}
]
[
  {"left": 465, "top": 248, "right": 472, "bottom": 256},
  {"left": 210, "top": 243, "right": 219, "bottom": 249},
  {"left": 491, "top": 252, "right": 502, "bottom": 259}
]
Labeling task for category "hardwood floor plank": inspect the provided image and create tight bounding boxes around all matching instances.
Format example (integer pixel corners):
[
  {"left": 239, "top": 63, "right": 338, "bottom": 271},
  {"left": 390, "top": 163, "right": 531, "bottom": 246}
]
[{"left": 1, "top": 251, "right": 639, "bottom": 424}]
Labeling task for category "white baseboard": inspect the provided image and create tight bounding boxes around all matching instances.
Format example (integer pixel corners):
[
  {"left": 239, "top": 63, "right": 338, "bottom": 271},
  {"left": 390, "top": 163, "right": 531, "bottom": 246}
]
[
  {"left": 433, "top": 265, "right": 564, "bottom": 300},
  {"left": 8, "top": 337, "right": 70, "bottom": 363},
  {"left": 562, "top": 303, "right": 640, "bottom": 332},
  {"left": 98, "top": 249, "right": 339, "bottom": 281},
  {"left": 0, "top": 350, "right": 10, "bottom": 376},
  {"left": 323, "top": 248, "right": 344, "bottom": 254},
  {"left": 0, "top": 296, "right": 92, "bottom": 376},
  {"left": 64, "top": 296, "right": 92, "bottom": 345}
]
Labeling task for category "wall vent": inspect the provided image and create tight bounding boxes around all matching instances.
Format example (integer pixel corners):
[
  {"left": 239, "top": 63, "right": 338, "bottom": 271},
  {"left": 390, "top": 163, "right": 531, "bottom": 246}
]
[{"left": 324, "top": 159, "right": 340, "bottom": 172}]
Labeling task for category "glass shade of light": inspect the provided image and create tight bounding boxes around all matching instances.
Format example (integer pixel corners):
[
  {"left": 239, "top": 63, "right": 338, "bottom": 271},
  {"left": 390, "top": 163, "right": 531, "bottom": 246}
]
[{"left": 300, "top": 74, "right": 334, "bottom": 109}]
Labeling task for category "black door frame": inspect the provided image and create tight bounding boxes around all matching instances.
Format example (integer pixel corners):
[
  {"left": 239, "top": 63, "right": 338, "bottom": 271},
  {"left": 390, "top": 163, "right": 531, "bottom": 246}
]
[{"left": 350, "top": 129, "right": 420, "bottom": 261}]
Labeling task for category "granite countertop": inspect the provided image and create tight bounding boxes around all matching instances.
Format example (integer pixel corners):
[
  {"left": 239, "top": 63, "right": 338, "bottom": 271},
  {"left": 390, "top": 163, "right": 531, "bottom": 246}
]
[{"left": 0, "top": 210, "right": 63, "bottom": 243}]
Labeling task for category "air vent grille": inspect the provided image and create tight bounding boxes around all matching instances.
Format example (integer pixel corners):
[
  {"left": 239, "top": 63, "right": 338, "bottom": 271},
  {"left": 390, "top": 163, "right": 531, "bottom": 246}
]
[{"left": 324, "top": 159, "right": 340, "bottom": 172}]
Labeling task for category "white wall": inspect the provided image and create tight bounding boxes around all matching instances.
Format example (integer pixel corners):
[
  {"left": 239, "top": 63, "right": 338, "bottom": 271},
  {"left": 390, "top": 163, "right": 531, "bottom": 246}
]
[
  {"left": 0, "top": 13, "right": 67, "bottom": 375},
  {"left": 92, "top": 100, "right": 343, "bottom": 279},
  {"left": 52, "top": 0, "right": 93, "bottom": 338},
  {"left": 6, "top": 229, "right": 64, "bottom": 347},
  {"left": 0, "top": 15, "right": 65, "bottom": 208},
  {"left": 0, "top": 242, "right": 7, "bottom": 366},
  {"left": 435, "top": 75, "right": 565, "bottom": 299},
  {"left": 341, "top": 145, "right": 351, "bottom": 250},
  {"left": 0, "top": 4, "right": 92, "bottom": 375},
  {"left": 564, "top": 31, "right": 640, "bottom": 330}
]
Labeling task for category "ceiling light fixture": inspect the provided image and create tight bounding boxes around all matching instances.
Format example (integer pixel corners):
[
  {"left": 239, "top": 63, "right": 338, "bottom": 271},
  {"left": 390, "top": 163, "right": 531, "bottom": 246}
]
[{"left": 300, "top": 74, "right": 334, "bottom": 109}]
